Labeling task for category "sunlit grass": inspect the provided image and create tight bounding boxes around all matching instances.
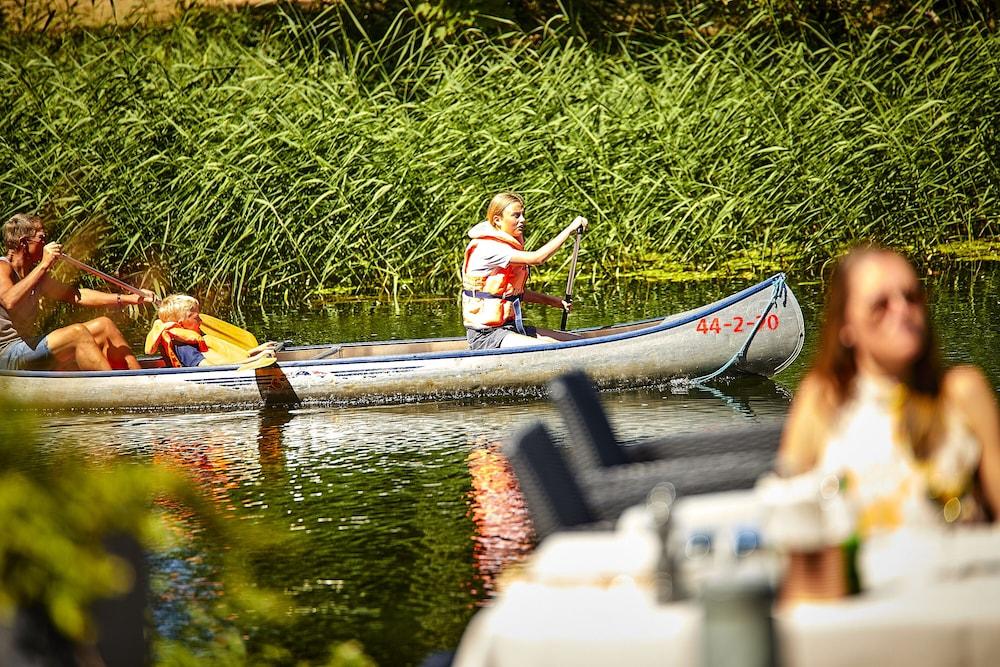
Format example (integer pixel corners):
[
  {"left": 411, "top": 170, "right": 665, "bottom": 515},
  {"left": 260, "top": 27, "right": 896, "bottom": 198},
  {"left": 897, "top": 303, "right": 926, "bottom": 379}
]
[{"left": 1, "top": 7, "right": 998, "bottom": 303}]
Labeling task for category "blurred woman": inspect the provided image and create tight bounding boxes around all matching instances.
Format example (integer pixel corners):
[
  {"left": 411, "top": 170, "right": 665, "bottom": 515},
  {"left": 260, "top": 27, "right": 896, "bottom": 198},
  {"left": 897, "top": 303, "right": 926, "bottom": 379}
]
[
  {"left": 777, "top": 246, "right": 1000, "bottom": 596},
  {"left": 462, "top": 192, "right": 588, "bottom": 350},
  {"left": 781, "top": 246, "right": 1000, "bottom": 524}
]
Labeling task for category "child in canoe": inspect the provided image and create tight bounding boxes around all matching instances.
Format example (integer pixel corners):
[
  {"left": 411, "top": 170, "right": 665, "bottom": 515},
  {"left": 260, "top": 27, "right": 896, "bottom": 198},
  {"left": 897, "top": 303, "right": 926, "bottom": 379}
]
[
  {"left": 462, "top": 192, "right": 588, "bottom": 350},
  {"left": 146, "top": 294, "right": 277, "bottom": 367}
]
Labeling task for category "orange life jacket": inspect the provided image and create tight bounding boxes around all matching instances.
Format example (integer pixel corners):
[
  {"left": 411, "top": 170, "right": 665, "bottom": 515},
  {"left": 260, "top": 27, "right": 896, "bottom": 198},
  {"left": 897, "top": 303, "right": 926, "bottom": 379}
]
[
  {"left": 461, "top": 222, "right": 530, "bottom": 331},
  {"left": 145, "top": 321, "right": 248, "bottom": 368}
]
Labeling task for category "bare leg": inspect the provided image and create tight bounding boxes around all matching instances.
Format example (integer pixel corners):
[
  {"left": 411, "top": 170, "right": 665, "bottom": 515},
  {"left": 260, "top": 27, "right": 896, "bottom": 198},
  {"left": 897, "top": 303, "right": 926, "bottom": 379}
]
[
  {"left": 44, "top": 323, "right": 113, "bottom": 371},
  {"left": 83, "top": 316, "right": 141, "bottom": 370},
  {"left": 498, "top": 327, "right": 583, "bottom": 348},
  {"left": 534, "top": 327, "right": 583, "bottom": 342}
]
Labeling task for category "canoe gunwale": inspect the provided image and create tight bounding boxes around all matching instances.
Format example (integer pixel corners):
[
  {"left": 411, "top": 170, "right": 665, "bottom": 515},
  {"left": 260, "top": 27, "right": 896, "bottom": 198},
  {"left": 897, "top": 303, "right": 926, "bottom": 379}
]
[{"left": 0, "top": 274, "right": 790, "bottom": 381}]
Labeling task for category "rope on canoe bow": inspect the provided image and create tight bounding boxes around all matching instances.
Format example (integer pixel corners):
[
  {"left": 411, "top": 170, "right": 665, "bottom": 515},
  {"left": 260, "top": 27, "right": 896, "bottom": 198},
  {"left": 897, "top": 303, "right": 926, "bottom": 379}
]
[{"left": 690, "top": 274, "right": 788, "bottom": 385}]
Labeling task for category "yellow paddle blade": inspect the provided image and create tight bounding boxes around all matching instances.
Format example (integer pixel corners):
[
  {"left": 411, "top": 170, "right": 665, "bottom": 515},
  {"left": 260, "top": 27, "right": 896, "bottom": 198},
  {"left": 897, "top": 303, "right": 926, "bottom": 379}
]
[
  {"left": 202, "top": 334, "right": 254, "bottom": 365},
  {"left": 237, "top": 355, "right": 277, "bottom": 372},
  {"left": 200, "top": 313, "right": 259, "bottom": 351}
]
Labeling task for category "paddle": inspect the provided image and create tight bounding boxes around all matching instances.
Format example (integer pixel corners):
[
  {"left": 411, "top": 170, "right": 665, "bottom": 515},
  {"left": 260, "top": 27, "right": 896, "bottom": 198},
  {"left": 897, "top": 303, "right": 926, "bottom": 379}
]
[
  {"left": 560, "top": 227, "right": 583, "bottom": 331},
  {"left": 199, "top": 313, "right": 259, "bottom": 351},
  {"left": 61, "top": 254, "right": 275, "bottom": 370},
  {"left": 234, "top": 353, "right": 279, "bottom": 372},
  {"left": 60, "top": 254, "right": 160, "bottom": 304}
]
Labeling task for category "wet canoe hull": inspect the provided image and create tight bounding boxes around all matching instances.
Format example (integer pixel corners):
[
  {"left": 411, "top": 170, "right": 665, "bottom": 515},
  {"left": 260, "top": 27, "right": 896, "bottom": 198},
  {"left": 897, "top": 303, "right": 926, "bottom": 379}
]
[{"left": 0, "top": 274, "right": 804, "bottom": 411}]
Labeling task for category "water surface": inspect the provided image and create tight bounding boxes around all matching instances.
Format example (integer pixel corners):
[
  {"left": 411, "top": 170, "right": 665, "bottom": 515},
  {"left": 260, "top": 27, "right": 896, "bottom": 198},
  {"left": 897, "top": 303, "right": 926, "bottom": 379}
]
[{"left": 9, "top": 265, "right": 1000, "bottom": 665}]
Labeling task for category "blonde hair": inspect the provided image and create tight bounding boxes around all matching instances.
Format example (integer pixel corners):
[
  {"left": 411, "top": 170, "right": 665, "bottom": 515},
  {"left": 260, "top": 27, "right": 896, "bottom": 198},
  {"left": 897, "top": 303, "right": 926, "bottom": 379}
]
[
  {"left": 485, "top": 192, "right": 524, "bottom": 228},
  {"left": 158, "top": 294, "right": 200, "bottom": 323}
]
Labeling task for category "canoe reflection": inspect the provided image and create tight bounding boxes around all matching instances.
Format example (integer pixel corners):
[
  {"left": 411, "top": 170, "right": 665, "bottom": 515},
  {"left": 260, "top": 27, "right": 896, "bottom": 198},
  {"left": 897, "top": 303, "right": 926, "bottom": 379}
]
[{"left": 467, "top": 446, "right": 535, "bottom": 600}]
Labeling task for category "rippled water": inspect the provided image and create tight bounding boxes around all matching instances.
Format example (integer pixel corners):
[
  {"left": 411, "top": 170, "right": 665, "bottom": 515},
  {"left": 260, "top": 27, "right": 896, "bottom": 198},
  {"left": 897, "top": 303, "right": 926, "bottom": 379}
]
[{"left": 8, "top": 265, "right": 1000, "bottom": 665}]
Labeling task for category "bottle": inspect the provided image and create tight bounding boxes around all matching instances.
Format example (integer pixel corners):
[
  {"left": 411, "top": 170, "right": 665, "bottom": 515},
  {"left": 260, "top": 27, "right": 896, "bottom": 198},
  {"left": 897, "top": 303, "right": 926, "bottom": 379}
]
[{"left": 648, "top": 482, "right": 678, "bottom": 603}]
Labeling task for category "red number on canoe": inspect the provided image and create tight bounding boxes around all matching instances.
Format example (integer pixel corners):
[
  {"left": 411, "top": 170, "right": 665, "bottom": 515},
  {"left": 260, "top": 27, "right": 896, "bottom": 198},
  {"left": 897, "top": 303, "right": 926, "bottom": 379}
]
[{"left": 696, "top": 315, "right": 778, "bottom": 333}]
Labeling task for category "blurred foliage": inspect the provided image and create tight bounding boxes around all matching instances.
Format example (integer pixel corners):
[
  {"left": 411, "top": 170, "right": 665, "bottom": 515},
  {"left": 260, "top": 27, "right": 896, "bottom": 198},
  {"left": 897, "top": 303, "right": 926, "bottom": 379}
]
[
  {"left": 0, "top": 407, "right": 171, "bottom": 642},
  {"left": 0, "top": 401, "right": 375, "bottom": 665}
]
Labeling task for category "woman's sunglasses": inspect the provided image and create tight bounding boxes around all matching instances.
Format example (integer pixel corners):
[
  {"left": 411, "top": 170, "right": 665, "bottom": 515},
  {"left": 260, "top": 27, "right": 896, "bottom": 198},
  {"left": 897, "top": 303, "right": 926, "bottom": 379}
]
[{"left": 869, "top": 287, "right": 925, "bottom": 320}]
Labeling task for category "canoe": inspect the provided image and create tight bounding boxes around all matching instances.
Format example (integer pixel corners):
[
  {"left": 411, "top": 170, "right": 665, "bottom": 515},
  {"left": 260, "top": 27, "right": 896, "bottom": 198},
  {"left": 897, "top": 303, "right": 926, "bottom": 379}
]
[{"left": 0, "top": 273, "right": 804, "bottom": 411}]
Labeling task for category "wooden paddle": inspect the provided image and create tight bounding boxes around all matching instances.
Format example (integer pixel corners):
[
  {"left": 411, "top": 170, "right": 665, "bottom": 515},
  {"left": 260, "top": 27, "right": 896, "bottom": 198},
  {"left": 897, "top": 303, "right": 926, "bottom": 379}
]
[
  {"left": 60, "top": 254, "right": 161, "bottom": 304},
  {"left": 61, "top": 255, "right": 275, "bottom": 370},
  {"left": 560, "top": 227, "right": 583, "bottom": 331}
]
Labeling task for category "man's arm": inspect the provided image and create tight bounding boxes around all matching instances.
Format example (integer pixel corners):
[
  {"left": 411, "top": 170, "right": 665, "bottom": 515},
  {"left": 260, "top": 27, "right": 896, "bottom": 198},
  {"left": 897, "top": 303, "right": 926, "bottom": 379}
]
[
  {"left": 71, "top": 288, "right": 149, "bottom": 308},
  {"left": 0, "top": 243, "right": 61, "bottom": 311}
]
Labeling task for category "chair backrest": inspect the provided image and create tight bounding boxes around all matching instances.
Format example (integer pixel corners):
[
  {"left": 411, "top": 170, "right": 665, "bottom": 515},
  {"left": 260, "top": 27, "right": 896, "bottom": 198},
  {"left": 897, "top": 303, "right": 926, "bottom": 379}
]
[
  {"left": 629, "top": 421, "right": 784, "bottom": 462},
  {"left": 503, "top": 420, "right": 598, "bottom": 540},
  {"left": 547, "top": 369, "right": 628, "bottom": 470}
]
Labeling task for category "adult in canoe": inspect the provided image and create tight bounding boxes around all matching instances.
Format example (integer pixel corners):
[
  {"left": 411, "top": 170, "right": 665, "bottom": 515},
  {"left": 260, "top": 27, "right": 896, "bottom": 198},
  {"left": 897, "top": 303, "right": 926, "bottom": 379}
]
[
  {"left": 0, "top": 213, "right": 154, "bottom": 371},
  {"left": 462, "top": 192, "right": 588, "bottom": 350}
]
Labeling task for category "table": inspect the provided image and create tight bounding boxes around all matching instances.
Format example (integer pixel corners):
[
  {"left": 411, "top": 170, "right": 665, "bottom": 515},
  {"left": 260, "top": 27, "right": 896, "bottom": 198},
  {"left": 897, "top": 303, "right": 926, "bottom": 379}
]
[{"left": 454, "top": 501, "right": 1000, "bottom": 667}]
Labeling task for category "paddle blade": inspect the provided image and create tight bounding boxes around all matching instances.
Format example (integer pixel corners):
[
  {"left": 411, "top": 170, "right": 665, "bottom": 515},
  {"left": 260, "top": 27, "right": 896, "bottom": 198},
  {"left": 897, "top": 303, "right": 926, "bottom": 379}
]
[{"left": 200, "top": 313, "right": 259, "bottom": 350}]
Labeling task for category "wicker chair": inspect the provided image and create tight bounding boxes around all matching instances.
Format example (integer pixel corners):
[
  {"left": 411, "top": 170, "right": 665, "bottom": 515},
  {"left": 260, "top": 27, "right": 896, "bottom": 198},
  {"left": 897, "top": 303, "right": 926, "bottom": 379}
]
[
  {"left": 547, "top": 370, "right": 784, "bottom": 516},
  {"left": 546, "top": 368, "right": 629, "bottom": 470},
  {"left": 503, "top": 420, "right": 610, "bottom": 541}
]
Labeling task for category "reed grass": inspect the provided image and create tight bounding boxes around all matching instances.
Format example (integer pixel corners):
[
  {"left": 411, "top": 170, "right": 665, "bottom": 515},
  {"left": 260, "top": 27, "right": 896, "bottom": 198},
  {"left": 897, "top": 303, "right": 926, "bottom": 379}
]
[{"left": 1, "top": 7, "right": 998, "bottom": 302}]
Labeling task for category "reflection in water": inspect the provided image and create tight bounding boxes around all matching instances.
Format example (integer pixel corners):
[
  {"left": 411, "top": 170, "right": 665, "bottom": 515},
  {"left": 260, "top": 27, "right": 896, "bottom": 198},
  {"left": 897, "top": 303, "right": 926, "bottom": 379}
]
[
  {"left": 594, "top": 377, "right": 792, "bottom": 447},
  {"left": 467, "top": 446, "right": 534, "bottom": 600},
  {"left": 10, "top": 264, "right": 999, "bottom": 665}
]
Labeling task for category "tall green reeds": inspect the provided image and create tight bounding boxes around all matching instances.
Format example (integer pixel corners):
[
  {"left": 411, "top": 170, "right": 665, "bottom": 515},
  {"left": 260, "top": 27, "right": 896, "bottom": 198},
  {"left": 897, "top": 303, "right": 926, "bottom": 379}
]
[{"left": 1, "top": 7, "right": 998, "bottom": 302}]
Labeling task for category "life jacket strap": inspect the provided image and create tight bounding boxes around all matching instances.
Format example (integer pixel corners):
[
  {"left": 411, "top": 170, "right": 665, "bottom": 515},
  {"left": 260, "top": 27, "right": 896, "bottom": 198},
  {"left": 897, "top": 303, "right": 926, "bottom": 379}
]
[
  {"left": 462, "top": 289, "right": 520, "bottom": 301},
  {"left": 461, "top": 290, "right": 526, "bottom": 335}
]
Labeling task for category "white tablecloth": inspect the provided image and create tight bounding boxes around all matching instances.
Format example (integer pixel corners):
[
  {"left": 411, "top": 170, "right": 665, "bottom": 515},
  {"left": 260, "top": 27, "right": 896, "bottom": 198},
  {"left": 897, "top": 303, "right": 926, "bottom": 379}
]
[
  {"left": 777, "top": 577, "right": 1000, "bottom": 667},
  {"left": 454, "top": 505, "right": 1000, "bottom": 667}
]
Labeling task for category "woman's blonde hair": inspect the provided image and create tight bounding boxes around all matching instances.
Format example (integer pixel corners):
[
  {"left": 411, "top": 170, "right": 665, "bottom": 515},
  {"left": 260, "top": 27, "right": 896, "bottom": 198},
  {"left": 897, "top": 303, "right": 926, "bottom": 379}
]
[
  {"left": 158, "top": 294, "right": 200, "bottom": 323},
  {"left": 485, "top": 192, "right": 524, "bottom": 227}
]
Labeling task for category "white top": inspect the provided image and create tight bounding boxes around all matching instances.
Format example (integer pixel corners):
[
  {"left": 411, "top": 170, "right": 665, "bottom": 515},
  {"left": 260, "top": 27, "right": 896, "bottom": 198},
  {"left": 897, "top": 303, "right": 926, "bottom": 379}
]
[
  {"left": 818, "top": 373, "right": 981, "bottom": 536},
  {"left": 466, "top": 238, "right": 515, "bottom": 273}
]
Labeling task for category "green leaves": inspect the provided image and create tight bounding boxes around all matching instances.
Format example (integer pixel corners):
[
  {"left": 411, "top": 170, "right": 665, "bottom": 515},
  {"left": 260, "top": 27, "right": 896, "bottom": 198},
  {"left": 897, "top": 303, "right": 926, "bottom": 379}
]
[{"left": 1, "top": 9, "right": 998, "bottom": 303}]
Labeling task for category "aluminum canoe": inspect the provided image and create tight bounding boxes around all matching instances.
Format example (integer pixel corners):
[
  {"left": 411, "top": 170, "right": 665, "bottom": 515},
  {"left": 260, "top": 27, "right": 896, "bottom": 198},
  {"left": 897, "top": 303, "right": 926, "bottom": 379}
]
[{"left": 0, "top": 274, "right": 804, "bottom": 411}]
